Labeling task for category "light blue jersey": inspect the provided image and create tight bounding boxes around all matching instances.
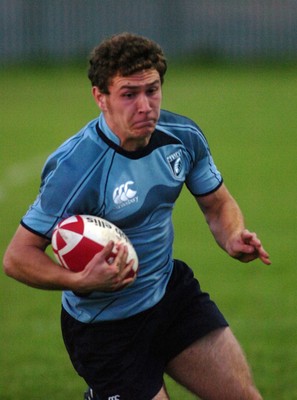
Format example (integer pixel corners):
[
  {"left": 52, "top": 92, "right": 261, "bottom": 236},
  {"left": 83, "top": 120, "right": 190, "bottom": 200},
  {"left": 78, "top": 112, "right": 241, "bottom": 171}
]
[{"left": 22, "top": 110, "right": 223, "bottom": 322}]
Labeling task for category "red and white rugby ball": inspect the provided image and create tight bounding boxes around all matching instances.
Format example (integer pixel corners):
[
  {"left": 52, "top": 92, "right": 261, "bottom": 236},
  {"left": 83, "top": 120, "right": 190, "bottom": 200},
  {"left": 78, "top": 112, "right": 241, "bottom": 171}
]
[{"left": 51, "top": 215, "right": 138, "bottom": 275}]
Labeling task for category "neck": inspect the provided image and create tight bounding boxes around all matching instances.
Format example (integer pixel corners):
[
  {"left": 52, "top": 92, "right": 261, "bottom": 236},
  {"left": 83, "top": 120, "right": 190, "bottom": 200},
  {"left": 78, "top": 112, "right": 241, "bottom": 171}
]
[{"left": 120, "top": 135, "right": 152, "bottom": 151}]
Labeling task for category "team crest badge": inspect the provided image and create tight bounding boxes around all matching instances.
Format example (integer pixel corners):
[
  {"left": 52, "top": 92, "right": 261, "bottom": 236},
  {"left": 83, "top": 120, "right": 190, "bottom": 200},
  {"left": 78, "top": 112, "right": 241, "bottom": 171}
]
[{"left": 167, "top": 150, "right": 183, "bottom": 179}]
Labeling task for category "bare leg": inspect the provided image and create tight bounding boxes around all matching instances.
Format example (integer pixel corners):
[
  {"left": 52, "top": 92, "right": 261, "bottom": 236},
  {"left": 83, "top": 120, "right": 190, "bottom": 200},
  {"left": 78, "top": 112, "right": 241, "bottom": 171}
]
[{"left": 166, "top": 327, "right": 262, "bottom": 400}]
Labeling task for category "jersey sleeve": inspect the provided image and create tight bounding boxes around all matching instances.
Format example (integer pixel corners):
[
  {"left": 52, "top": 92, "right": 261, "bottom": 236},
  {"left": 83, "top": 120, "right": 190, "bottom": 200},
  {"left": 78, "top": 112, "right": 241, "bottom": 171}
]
[
  {"left": 184, "top": 126, "right": 223, "bottom": 196},
  {"left": 21, "top": 126, "right": 103, "bottom": 238},
  {"left": 21, "top": 147, "right": 76, "bottom": 239}
]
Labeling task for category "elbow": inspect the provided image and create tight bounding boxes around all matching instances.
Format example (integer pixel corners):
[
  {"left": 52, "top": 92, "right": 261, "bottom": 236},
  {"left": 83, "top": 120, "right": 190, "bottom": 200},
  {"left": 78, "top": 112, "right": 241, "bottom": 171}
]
[{"left": 3, "top": 250, "right": 17, "bottom": 278}]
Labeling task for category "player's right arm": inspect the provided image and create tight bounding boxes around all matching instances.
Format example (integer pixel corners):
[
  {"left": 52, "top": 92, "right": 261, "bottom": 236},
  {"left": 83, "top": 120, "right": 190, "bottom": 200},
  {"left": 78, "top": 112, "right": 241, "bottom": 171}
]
[{"left": 3, "top": 225, "right": 135, "bottom": 292}]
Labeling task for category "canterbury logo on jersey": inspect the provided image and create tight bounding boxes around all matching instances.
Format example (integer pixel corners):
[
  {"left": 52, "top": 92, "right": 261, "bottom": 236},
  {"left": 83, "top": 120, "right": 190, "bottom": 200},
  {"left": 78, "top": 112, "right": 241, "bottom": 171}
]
[{"left": 113, "top": 181, "right": 138, "bottom": 207}]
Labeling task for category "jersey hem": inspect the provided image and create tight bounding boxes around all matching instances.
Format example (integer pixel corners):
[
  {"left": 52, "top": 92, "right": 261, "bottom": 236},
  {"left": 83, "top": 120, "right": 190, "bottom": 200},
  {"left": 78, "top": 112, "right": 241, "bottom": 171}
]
[
  {"left": 190, "top": 179, "right": 223, "bottom": 197},
  {"left": 20, "top": 220, "right": 51, "bottom": 240}
]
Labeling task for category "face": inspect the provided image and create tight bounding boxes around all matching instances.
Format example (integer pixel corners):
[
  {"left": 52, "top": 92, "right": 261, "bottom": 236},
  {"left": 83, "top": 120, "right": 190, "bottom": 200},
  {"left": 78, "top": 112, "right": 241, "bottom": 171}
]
[{"left": 92, "top": 69, "right": 162, "bottom": 151}]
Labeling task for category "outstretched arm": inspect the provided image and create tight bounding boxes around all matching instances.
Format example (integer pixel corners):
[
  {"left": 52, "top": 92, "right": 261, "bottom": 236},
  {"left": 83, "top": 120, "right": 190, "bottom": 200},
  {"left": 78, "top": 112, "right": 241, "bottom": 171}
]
[{"left": 196, "top": 184, "right": 271, "bottom": 265}]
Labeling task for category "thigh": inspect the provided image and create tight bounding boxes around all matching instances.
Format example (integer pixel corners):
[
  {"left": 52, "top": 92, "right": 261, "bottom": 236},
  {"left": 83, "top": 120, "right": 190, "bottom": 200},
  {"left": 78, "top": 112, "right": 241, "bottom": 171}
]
[
  {"left": 159, "top": 260, "right": 229, "bottom": 364},
  {"left": 61, "top": 307, "right": 165, "bottom": 400},
  {"left": 166, "top": 327, "right": 262, "bottom": 400}
]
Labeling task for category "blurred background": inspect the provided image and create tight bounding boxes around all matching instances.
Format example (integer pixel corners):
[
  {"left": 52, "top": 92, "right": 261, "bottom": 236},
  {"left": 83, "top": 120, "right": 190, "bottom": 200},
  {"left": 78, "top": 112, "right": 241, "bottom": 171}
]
[
  {"left": 1, "top": 1, "right": 297, "bottom": 399},
  {"left": 1, "top": 0, "right": 297, "bottom": 65}
]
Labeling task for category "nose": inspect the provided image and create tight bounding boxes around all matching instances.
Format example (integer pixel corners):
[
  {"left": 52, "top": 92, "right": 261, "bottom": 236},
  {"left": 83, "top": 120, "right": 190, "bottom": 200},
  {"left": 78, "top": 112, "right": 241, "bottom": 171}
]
[{"left": 137, "top": 94, "right": 152, "bottom": 113}]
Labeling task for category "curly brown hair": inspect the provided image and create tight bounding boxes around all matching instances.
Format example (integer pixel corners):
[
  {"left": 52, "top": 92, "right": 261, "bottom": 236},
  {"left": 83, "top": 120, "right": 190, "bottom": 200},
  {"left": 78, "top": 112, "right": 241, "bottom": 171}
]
[{"left": 88, "top": 32, "right": 167, "bottom": 93}]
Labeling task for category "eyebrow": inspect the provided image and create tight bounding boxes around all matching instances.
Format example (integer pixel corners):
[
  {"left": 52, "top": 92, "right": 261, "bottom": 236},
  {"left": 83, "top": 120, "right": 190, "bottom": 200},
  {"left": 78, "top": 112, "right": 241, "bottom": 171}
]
[{"left": 119, "top": 79, "right": 160, "bottom": 90}]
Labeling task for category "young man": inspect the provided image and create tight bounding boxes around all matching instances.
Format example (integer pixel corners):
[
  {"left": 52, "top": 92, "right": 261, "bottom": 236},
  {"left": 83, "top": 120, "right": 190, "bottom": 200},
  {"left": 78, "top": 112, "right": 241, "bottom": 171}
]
[{"left": 3, "top": 32, "right": 270, "bottom": 400}]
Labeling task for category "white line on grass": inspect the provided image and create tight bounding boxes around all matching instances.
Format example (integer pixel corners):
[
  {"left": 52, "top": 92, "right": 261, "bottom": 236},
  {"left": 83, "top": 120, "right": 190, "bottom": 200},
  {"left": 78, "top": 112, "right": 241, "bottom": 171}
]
[{"left": 0, "top": 154, "right": 46, "bottom": 202}]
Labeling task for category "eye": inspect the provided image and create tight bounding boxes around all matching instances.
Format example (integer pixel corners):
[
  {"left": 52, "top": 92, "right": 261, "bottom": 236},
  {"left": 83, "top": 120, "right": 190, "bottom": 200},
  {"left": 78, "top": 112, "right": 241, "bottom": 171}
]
[
  {"left": 122, "top": 92, "right": 135, "bottom": 98},
  {"left": 147, "top": 86, "right": 159, "bottom": 95}
]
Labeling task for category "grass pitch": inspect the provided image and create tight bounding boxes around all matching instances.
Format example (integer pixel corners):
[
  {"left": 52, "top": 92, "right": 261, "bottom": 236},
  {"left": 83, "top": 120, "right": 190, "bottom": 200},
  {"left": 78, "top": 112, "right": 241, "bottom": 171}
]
[{"left": 0, "top": 62, "right": 296, "bottom": 399}]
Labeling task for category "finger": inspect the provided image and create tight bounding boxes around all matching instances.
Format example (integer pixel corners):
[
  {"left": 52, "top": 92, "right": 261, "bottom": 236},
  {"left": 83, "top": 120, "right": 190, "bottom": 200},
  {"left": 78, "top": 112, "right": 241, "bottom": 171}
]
[
  {"left": 113, "top": 244, "right": 128, "bottom": 271},
  {"left": 242, "top": 230, "right": 260, "bottom": 246},
  {"left": 121, "top": 259, "right": 137, "bottom": 279},
  {"left": 101, "top": 240, "right": 115, "bottom": 259},
  {"left": 257, "top": 248, "right": 271, "bottom": 265},
  {"left": 250, "top": 238, "right": 271, "bottom": 264},
  {"left": 83, "top": 240, "right": 115, "bottom": 271},
  {"left": 113, "top": 263, "right": 137, "bottom": 290},
  {"left": 111, "top": 256, "right": 137, "bottom": 290},
  {"left": 241, "top": 229, "right": 254, "bottom": 241},
  {"left": 241, "top": 230, "right": 271, "bottom": 265},
  {"left": 239, "top": 243, "right": 258, "bottom": 255},
  {"left": 236, "top": 247, "right": 271, "bottom": 265},
  {"left": 259, "top": 255, "right": 271, "bottom": 265}
]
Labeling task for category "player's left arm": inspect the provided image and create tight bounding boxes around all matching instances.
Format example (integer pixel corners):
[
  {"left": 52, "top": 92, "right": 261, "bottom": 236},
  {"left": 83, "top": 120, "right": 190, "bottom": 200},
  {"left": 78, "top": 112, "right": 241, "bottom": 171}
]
[{"left": 195, "top": 183, "right": 271, "bottom": 265}]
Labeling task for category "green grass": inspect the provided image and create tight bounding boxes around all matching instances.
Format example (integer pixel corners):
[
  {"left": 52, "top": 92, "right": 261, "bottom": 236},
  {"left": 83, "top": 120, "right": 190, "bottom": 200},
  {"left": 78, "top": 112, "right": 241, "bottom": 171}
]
[{"left": 1, "top": 62, "right": 296, "bottom": 399}]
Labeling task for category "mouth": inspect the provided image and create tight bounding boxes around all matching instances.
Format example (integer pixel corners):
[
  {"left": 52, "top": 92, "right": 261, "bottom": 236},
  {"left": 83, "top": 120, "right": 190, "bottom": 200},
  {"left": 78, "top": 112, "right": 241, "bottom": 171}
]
[{"left": 133, "top": 119, "right": 156, "bottom": 129}]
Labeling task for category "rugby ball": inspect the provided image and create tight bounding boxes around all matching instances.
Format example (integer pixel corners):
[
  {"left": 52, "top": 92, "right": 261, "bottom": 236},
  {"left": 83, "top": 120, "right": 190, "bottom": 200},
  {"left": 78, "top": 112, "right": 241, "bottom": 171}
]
[{"left": 51, "top": 215, "right": 138, "bottom": 275}]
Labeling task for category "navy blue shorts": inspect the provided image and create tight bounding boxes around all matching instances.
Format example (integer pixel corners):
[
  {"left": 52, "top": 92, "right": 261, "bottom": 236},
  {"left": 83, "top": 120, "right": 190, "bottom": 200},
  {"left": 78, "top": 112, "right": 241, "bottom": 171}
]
[{"left": 61, "top": 259, "right": 228, "bottom": 400}]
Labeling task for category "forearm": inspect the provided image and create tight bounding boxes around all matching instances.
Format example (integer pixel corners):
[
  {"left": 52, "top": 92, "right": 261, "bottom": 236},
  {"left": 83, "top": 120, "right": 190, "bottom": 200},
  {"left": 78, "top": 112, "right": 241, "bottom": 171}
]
[
  {"left": 197, "top": 185, "right": 245, "bottom": 254},
  {"left": 196, "top": 184, "right": 271, "bottom": 265},
  {"left": 3, "top": 244, "right": 77, "bottom": 290},
  {"left": 3, "top": 225, "right": 78, "bottom": 291},
  {"left": 206, "top": 195, "right": 245, "bottom": 254}
]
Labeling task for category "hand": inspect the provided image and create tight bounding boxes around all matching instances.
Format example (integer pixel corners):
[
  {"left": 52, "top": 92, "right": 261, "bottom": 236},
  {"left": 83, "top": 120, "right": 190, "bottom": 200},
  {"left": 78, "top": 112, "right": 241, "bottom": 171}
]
[
  {"left": 226, "top": 229, "right": 271, "bottom": 265},
  {"left": 74, "top": 241, "right": 137, "bottom": 293}
]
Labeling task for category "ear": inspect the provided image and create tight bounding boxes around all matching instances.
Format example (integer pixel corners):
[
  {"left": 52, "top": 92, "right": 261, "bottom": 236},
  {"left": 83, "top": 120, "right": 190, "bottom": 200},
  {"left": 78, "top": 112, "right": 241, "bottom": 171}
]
[{"left": 92, "top": 87, "right": 107, "bottom": 111}]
